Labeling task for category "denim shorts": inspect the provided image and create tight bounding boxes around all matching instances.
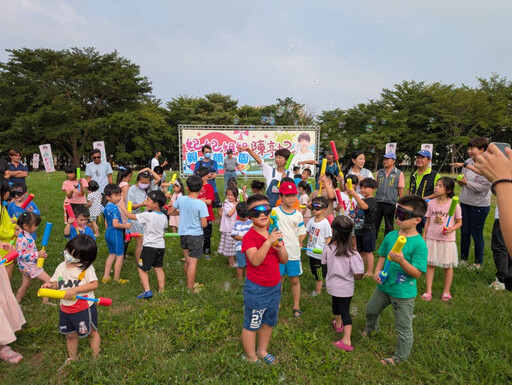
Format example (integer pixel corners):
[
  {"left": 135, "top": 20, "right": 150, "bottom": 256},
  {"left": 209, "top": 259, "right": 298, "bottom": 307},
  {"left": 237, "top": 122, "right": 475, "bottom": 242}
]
[
  {"left": 243, "top": 279, "right": 281, "bottom": 330},
  {"left": 236, "top": 250, "right": 246, "bottom": 268}
]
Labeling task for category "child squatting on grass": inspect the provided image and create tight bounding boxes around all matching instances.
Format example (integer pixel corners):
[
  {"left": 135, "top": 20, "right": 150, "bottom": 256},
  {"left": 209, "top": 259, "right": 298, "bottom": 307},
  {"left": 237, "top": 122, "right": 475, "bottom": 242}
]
[{"left": 241, "top": 194, "right": 288, "bottom": 365}]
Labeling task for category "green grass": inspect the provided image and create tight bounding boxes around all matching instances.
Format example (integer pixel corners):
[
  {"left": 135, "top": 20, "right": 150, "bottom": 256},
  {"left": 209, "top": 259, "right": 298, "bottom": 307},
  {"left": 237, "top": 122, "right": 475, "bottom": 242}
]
[{"left": 2, "top": 171, "right": 512, "bottom": 384}]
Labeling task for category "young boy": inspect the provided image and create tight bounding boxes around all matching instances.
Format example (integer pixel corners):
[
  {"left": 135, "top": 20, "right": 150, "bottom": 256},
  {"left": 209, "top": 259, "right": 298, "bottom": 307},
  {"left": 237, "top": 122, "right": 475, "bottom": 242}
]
[
  {"left": 241, "top": 194, "right": 288, "bottom": 364},
  {"left": 305, "top": 196, "right": 332, "bottom": 296},
  {"left": 169, "top": 175, "right": 209, "bottom": 292},
  {"left": 363, "top": 195, "right": 428, "bottom": 365},
  {"left": 121, "top": 190, "right": 168, "bottom": 298},
  {"left": 347, "top": 178, "right": 378, "bottom": 276},
  {"left": 310, "top": 172, "right": 337, "bottom": 220},
  {"left": 102, "top": 184, "right": 131, "bottom": 284},
  {"left": 64, "top": 205, "right": 96, "bottom": 241},
  {"left": 231, "top": 202, "right": 253, "bottom": 279},
  {"left": 195, "top": 166, "right": 215, "bottom": 260},
  {"left": 8, "top": 182, "right": 40, "bottom": 240},
  {"left": 276, "top": 182, "right": 307, "bottom": 317}
]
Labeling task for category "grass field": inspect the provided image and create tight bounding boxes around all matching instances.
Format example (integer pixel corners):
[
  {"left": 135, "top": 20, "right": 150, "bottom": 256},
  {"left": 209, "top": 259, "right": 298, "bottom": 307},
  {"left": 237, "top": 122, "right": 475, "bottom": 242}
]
[{"left": 1, "top": 171, "right": 511, "bottom": 384}]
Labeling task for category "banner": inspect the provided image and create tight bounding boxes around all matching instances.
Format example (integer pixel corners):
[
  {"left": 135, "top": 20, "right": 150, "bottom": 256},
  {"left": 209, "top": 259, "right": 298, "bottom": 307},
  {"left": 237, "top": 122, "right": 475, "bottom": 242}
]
[
  {"left": 93, "top": 141, "right": 107, "bottom": 163},
  {"left": 421, "top": 143, "right": 434, "bottom": 167},
  {"left": 385, "top": 143, "right": 397, "bottom": 154},
  {"left": 32, "top": 154, "right": 40, "bottom": 170},
  {"left": 180, "top": 126, "right": 319, "bottom": 176},
  {"left": 39, "top": 144, "right": 55, "bottom": 172}
]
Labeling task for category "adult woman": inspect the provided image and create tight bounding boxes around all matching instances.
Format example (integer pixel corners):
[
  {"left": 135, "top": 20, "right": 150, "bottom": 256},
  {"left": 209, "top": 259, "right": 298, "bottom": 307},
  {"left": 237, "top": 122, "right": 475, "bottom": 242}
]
[
  {"left": 452, "top": 137, "right": 491, "bottom": 269},
  {"left": 7, "top": 150, "right": 28, "bottom": 186},
  {"left": 344, "top": 151, "right": 373, "bottom": 192}
]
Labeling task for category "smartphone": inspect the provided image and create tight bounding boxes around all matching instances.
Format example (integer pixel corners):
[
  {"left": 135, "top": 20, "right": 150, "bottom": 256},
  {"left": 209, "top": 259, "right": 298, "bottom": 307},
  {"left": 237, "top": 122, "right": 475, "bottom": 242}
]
[{"left": 491, "top": 142, "right": 511, "bottom": 155}]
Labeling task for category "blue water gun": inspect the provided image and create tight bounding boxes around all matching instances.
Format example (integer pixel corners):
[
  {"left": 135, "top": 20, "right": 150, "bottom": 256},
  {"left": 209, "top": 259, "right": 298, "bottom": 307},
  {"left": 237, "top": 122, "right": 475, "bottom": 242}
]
[{"left": 268, "top": 209, "right": 282, "bottom": 246}]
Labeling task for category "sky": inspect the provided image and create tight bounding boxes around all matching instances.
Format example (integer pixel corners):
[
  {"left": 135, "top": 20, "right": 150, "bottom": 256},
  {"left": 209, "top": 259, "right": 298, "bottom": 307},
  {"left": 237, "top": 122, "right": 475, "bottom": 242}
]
[{"left": 2, "top": 0, "right": 512, "bottom": 115}]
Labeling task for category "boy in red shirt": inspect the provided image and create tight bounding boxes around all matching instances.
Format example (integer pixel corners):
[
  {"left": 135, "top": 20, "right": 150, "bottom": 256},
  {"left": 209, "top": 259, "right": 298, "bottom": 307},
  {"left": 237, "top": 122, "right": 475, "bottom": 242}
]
[
  {"left": 241, "top": 194, "right": 288, "bottom": 365},
  {"left": 195, "top": 167, "right": 216, "bottom": 260}
]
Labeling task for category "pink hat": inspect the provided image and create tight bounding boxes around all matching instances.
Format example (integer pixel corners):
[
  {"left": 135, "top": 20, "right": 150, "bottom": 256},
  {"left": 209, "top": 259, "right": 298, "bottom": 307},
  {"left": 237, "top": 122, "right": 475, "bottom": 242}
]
[{"left": 279, "top": 182, "right": 298, "bottom": 195}]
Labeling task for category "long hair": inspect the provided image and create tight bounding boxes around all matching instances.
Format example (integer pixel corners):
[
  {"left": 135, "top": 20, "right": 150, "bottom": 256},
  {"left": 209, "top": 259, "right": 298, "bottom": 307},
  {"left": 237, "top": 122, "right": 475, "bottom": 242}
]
[{"left": 328, "top": 215, "right": 354, "bottom": 257}]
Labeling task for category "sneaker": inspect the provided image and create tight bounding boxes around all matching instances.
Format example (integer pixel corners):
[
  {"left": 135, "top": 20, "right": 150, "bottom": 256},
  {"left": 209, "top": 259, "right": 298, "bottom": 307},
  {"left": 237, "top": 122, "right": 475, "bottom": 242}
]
[
  {"left": 204, "top": 255, "right": 211, "bottom": 261},
  {"left": 137, "top": 290, "right": 154, "bottom": 299},
  {"left": 460, "top": 260, "right": 469, "bottom": 267},
  {"left": 310, "top": 291, "right": 319, "bottom": 297},
  {"left": 489, "top": 278, "right": 506, "bottom": 291}
]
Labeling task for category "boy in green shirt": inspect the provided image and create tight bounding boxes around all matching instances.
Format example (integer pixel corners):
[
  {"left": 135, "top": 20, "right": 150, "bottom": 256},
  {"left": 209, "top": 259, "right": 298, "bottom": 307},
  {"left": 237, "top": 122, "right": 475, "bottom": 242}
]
[{"left": 363, "top": 195, "right": 428, "bottom": 365}]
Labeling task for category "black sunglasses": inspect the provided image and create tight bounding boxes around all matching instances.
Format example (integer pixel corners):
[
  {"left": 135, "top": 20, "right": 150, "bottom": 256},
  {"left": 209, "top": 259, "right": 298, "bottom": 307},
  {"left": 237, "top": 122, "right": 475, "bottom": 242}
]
[
  {"left": 311, "top": 203, "right": 326, "bottom": 210},
  {"left": 11, "top": 190, "right": 24, "bottom": 197},
  {"left": 248, "top": 204, "right": 272, "bottom": 218},
  {"left": 92, "top": 156, "right": 101, "bottom": 160},
  {"left": 395, "top": 205, "right": 421, "bottom": 221}
]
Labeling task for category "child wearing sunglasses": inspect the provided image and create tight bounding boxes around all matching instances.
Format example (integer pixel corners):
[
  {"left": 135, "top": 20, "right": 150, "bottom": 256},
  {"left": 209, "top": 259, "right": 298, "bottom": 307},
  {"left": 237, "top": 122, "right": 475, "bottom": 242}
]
[
  {"left": 8, "top": 182, "right": 40, "bottom": 241},
  {"left": 363, "top": 195, "right": 428, "bottom": 365},
  {"left": 304, "top": 196, "right": 332, "bottom": 296},
  {"left": 241, "top": 194, "right": 287, "bottom": 365}
]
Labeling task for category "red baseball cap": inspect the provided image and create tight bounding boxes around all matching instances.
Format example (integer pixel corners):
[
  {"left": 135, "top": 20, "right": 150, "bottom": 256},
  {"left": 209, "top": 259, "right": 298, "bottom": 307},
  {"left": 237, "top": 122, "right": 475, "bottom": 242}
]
[{"left": 279, "top": 182, "right": 298, "bottom": 195}]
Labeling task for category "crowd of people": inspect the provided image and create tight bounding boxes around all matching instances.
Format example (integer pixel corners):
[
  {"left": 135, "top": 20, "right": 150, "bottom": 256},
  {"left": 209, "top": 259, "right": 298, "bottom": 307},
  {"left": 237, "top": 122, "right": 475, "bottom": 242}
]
[{"left": 0, "top": 137, "right": 511, "bottom": 368}]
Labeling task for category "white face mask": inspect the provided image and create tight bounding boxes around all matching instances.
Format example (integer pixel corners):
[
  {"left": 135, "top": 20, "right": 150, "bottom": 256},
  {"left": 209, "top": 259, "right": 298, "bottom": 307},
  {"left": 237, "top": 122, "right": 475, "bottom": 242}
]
[
  {"left": 138, "top": 183, "right": 150, "bottom": 189},
  {"left": 64, "top": 250, "right": 81, "bottom": 264}
]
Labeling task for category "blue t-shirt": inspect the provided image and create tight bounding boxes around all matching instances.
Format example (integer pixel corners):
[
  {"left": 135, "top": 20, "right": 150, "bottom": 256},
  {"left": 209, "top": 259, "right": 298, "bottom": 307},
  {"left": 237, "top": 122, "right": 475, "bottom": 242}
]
[
  {"left": 194, "top": 159, "right": 218, "bottom": 193},
  {"left": 104, "top": 202, "right": 122, "bottom": 229},
  {"left": 8, "top": 201, "right": 40, "bottom": 240},
  {"left": 65, "top": 226, "right": 96, "bottom": 241},
  {"left": 173, "top": 196, "right": 208, "bottom": 236}
]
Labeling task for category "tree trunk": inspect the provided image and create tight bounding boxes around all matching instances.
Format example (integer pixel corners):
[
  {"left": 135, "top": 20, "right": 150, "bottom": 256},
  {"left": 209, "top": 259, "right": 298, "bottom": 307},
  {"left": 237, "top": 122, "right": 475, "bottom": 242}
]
[{"left": 71, "top": 138, "right": 79, "bottom": 167}]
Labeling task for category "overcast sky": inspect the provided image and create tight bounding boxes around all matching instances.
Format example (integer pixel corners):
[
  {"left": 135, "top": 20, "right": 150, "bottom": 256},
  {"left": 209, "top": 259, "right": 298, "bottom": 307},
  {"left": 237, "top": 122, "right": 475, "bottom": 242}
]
[{"left": 2, "top": 0, "right": 511, "bottom": 114}]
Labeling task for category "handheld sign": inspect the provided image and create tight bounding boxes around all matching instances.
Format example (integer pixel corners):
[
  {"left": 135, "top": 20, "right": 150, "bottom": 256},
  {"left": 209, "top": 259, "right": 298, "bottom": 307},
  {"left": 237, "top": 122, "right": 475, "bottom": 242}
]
[
  {"left": 65, "top": 204, "right": 78, "bottom": 228},
  {"left": 378, "top": 236, "right": 407, "bottom": 284},
  {"left": 37, "top": 288, "right": 112, "bottom": 307},
  {"left": 21, "top": 193, "right": 35, "bottom": 210},
  {"left": 37, "top": 222, "right": 53, "bottom": 268}
]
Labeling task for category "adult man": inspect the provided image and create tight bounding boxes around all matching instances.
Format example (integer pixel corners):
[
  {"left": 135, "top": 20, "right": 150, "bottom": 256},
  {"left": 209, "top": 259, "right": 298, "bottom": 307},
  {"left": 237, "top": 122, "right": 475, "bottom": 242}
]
[
  {"left": 85, "top": 149, "right": 113, "bottom": 193},
  {"left": 299, "top": 151, "right": 340, "bottom": 188},
  {"left": 8, "top": 149, "right": 29, "bottom": 186},
  {"left": 408, "top": 149, "right": 440, "bottom": 234},
  {"left": 150, "top": 150, "right": 168, "bottom": 170},
  {"left": 374, "top": 152, "right": 405, "bottom": 235},
  {"left": 194, "top": 145, "right": 221, "bottom": 208},
  {"left": 223, "top": 149, "right": 245, "bottom": 193}
]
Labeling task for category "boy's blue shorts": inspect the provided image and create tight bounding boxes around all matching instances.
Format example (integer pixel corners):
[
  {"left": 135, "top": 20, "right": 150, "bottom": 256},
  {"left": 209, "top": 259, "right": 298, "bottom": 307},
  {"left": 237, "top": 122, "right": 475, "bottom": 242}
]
[
  {"left": 243, "top": 279, "right": 281, "bottom": 331},
  {"left": 105, "top": 228, "right": 124, "bottom": 256},
  {"left": 279, "top": 259, "right": 303, "bottom": 277},
  {"left": 235, "top": 250, "right": 246, "bottom": 268}
]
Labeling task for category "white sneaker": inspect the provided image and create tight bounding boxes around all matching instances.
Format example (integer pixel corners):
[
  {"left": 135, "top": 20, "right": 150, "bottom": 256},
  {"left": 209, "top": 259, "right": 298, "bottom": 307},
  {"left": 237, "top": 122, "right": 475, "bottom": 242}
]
[{"left": 489, "top": 278, "right": 505, "bottom": 291}]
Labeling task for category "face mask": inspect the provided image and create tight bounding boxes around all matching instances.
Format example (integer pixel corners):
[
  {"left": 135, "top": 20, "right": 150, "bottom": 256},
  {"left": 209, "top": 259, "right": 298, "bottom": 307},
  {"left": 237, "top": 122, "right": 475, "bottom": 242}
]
[
  {"left": 64, "top": 250, "right": 81, "bottom": 264},
  {"left": 204, "top": 153, "right": 212, "bottom": 159},
  {"left": 139, "top": 183, "right": 150, "bottom": 189}
]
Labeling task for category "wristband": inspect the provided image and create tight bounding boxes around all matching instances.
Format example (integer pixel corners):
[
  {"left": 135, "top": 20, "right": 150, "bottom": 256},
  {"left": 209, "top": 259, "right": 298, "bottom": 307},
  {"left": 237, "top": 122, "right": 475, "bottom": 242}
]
[{"left": 491, "top": 179, "right": 512, "bottom": 195}]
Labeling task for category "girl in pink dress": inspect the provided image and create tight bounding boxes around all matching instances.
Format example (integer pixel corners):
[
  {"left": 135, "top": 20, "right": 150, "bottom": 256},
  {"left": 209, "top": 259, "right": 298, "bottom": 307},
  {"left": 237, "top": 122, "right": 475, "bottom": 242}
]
[{"left": 168, "top": 179, "right": 184, "bottom": 233}]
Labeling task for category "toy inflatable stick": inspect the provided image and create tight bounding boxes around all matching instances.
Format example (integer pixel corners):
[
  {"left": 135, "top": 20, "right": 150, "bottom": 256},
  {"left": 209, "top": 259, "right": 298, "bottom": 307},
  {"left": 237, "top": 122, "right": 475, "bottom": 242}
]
[
  {"left": 124, "top": 232, "right": 142, "bottom": 242},
  {"left": 37, "top": 288, "right": 112, "bottom": 307},
  {"left": 76, "top": 168, "right": 81, "bottom": 193},
  {"left": 301, "top": 247, "right": 322, "bottom": 254},
  {"left": 127, "top": 201, "right": 133, "bottom": 213},
  {"left": 164, "top": 233, "right": 180, "bottom": 238},
  {"left": 0, "top": 250, "right": 18, "bottom": 265},
  {"left": 268, "top": 209, "right": 282, "bottom": 246},
  {"left": 37, "top": 222, "right": 53, "bottom": 268},
  {"left": 278, "top": 153, "right": 296, "bottom": 187},
  {"left": 168, "top": 174, "right": 178, "bottom": 192},
  {"left": 318, "top": 158, "right": 328, "bottom": 196},
  {"left": 21, "top": 193, "right": 35, "bottom": 210},
  {"left": 330, "top": 141, "right": 344, "bottom": 178},
  {"left": 65, "top": 203, "right": 78, "bottom": 228},
  {"left": 378, "top": 236, "right": 407, "bottom": 284},
  {"left": 335, "top": 188, "right": 347, "bottom": 213},
  {"left": 443, "top": 196, "right": 459, "bottom": 232}
]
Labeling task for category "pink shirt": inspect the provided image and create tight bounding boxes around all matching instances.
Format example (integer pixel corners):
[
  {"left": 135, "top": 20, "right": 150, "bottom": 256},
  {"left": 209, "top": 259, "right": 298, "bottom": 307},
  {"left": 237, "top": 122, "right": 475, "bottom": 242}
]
[
  {"left": 220, "top": 200, "right": 237, "bottom": 233},
  {"left": 425, "top": 198, "right": 462, "bottom": 242},
  {"left": 321, "top": 243, "right": 364, "bottom": 297},
  {"left": 62, "top": 178, "right": 88, "bottom": 204}
]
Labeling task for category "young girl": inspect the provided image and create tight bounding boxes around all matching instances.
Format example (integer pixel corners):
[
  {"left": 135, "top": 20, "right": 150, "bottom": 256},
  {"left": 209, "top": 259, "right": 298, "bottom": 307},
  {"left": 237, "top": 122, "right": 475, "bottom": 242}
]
[
  {"left": 41, "top": 234, "right": 100, "bottom": 368},
  {"left": 421, "top": 177, "right": 462, "bottom": 302},
  {"left": 15, "top": 212, "right": 52, "bottom": 304},
  {"left": 218, "top": 187, "right": 238, "bottom": 267},
  {"left": 0, "top": 241, "right": 25, "bottom": 363},
  {"left": 62, "top": 165, "right": 88, "bottom": 214},
  {"left": 298, "top": 181, "right": 311, "bottom": 225},
  {"left": 168, "top": 179, "right": 184, "bottom": 233},
  {"left": 321, "top": 215, "right": 364, "bottom": 352},
  {"left": 126, "top": 168, "right": 161, "bottom": 263},
  {"left": 86, "top": 181, "right": 102, "bottom": 237},
  {"left": 116, "top": 166, "right": 133, "bottom": 251},
  {"left": 0, "top": 179, "right": 16, "bottom": 280}
]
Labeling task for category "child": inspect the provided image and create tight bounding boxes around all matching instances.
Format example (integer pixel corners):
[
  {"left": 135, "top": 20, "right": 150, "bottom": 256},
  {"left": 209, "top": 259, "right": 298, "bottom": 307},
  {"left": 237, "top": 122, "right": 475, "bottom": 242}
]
[
  {"left": 321, "top": 216, "right": 364, "bottom": 351},
  {"left": 116, "top": 166, "right": 133, "bottom": 223},
  {"left": 363, "top": 195, "right": 428, "bottom": 365},
  {"left": 347, "top": 178, "right": 378, "bottom": 277},
  {"left": 86, "top": 181, "right": 102, "bottom": 237},
  {"left": 41, "top": 235, "right": 100, "bottom": 368},
  {"left": 231, "top": 202, "right": 252, "bottom": 279},
  {"left": 102, "top": 184, "right": 131, "bottom": 284},
  {"left": 218, "top": 186, "right": 238, "bottom": 267},
  {"left": 150, "top": 166, "right": 165, "bottom": 191},
  {"left": 293, "top": 166, "right": 302, "bottom": 184},
  {"left": 168, "top": 175, "right": 209, "bottom": 292},
  {"left": 305, "top": 196, "right": 332, "bottom": 296},
  {"left": 62, "top": 165, "right": 88, "bottom": 213},
  {"left": 0, "top": 179, "right": 16, "bottom": 281},
  {"left": 298, "top": 181, "right": 311, "bottom": 226},
  {"left": 227, "top": 177, "right": 244, "bottom": 202},
  {"left": 0, "top": 241, "right": 25, "bottom": 363},
  {"left": 241, "top": 179, "right": 265, "bottom": 203},
  {"left": 421, "top": 177, "right": 462, "bottom": 301},
  {"left": 121, "top": 190, "right": 169, "bottom": 298},
  {"left": 276, "top": 182, "right": 307, "bottom": 317},
  {"left": 168, "top": 178, "right": 184, "bottom": 233},
  {"left": 195, "top": 166, "right": 215, "bottom": 260},
  {"left": 15, "top": 212, "right": 51, "bottom": 303},
  {"left": 310, "top": 172, "right": 337, "bottom": 219},
  {"left": 8, "top": 182, "right": 40, "bottom": 241},
  {"left": 64, "top": 206, "right": 96, "bottom": 241},
  {"left": 241, "top": 194, "right": 288, "bottom": 364}
]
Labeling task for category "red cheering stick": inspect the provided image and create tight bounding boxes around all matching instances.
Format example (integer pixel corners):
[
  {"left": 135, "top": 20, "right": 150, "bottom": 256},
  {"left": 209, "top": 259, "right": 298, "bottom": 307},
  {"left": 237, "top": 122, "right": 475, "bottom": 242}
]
[
  {"left": 335, "top": 188, "right": 347, "bottom": 212},
  {"left": 125, "top": 232, "right": 142, "bottom": 242},
  {"left": 21, "top": 193, "right": 35, "bottom": 209},
  {"left": 0, "top": 250, "right": 18, "bottom": 265},
  {"left": 65, "top": 203, "right": 78, "bottom": 228},
  {"left": 330, "top": 141, "right": 344, "bottom": 178}
]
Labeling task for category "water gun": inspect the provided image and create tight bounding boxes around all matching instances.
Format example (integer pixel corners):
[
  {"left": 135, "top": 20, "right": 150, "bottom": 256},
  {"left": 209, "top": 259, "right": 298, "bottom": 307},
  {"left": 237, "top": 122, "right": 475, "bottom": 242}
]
[
  {"left": 65, "top": 203, "right": 78, "bottom": 228},
  {"left": 443, "top": 196, "right": 459, "bottom": 234},
  {"left": 168, "top": 174, "right": 178, "bottom": 192},
  {"left": 378, "top": 236, "right": 407, "bottom": 284},
  {"left": 37, "top": 222, "right": 53, "bottom": 268},
  {"left": 318, "top": 158, "right": 328, "bottom": 196},
  {"left": 164, "top": 233, "right": 180, "bottom": 238},
  {"left": 76, "top": 168, "right": 81, "bottom": 193},
  {"left": 37, "top": 288, "right": 112, "bottom": 307},
  {"left": 0, "top": 250, "right": 18, "bottom": 265},
  {"left": 302, "top": 247, "right": 322, "bottom": 254},
  {"left": 124, "top": 232, "right": 142, "bottom": 242},
  {"left": 278, "top": 154, "right": 295, "bottom": 187},
  {"left": 330, "top": 141, "right": 344, "bottom": 179},
  {"left": 268, "top": 209, "right": 282, "bottom": 246},
  {"left": 21, "top": 193, "right": 35, "bottom": 209}
]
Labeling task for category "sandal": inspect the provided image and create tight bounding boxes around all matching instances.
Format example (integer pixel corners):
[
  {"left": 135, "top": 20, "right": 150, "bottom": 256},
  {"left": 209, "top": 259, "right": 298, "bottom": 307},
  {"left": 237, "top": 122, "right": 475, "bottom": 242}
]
[
  {"left": 380, "top": 357, "right": 397, "bottom": 365},
  {"left": 333, "top": 339, "right": 354, "bottom": 351},
  {"left": 441, "top": 293, "right": 452, "bottom": 302},
  {"left": 0, "top": 345, "right": 23, "bottom": 363},
  {"left": 420, "top": 292, "right": 432, "bottom": 301},
  {"left": 260, "top": 353, "right": 276, "bottom": 365},
  {"left": 331, "top": 320, "right": 344, "bottom": 333},
  {"left": 293, "top": 309, "right": 302, "bottom": 318}
]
